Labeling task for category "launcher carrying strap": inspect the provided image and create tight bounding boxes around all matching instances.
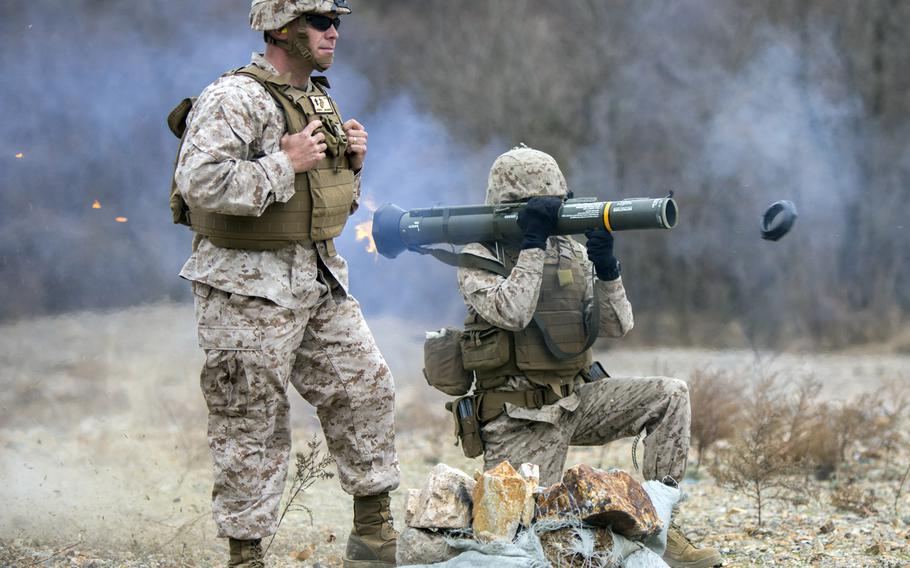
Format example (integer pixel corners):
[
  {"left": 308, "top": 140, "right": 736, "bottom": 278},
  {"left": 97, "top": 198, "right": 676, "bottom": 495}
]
[{"left": 411, "top": 245, "right": 600, "bottom": 360}]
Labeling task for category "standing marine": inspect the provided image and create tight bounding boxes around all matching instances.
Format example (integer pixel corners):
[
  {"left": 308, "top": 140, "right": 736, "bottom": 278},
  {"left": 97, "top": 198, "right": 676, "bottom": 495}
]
[
  {"left": 168, "top": 1, "right": 399, "bottom": 566},
  {"left": 446, "top": 146, "right": 722, "bottom": 568}
]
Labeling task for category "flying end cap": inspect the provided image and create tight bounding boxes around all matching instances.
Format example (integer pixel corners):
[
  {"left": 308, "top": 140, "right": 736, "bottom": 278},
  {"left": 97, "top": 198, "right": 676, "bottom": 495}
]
[{"left": 761, "top": 200, "right": 798, "bottom": 241}]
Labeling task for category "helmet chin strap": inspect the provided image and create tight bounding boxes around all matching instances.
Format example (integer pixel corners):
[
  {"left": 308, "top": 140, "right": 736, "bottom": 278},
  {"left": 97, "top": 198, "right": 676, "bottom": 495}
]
[{"left": 270, "top": 23, "right": 332, "bottom": 73}]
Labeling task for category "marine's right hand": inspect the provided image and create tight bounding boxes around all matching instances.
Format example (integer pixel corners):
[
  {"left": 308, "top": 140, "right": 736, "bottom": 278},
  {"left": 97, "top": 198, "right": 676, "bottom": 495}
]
[
  {"left": 516, "top": 196, "right": 563, "bottom": 250},
  {"left": 281, "top": 120, "right": 327, "bottom": 173}
]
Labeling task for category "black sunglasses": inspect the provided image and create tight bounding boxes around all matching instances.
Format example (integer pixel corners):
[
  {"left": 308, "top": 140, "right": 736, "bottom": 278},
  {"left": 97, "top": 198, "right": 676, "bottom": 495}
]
[{"left": 305, "top": 14, "right": 341, "bottom": 32}]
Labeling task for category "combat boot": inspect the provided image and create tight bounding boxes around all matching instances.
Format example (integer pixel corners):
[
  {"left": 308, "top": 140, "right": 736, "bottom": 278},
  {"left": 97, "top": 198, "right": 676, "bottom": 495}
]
[
  {"left": 228, "top": 538, "right": 265, "bottom": 568},
  {"left": 343, "top": 492, "right": 399, "bottom": 568},
  {"left": 663, "top": 524, "right": 722, "bottom": 568}
]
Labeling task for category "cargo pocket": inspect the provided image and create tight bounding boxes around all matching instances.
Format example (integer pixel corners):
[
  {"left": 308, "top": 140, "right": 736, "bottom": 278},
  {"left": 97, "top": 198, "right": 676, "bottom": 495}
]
[
  {"left": 191, "top": 281, "right": 212, "bottom": 299},
  {"left": 307, "top": 168, "right": 355, "bottom": 241},
  {"left": 198, "top": 326, "right": 262, "bottom": 416},
  {"left": 461, "top": 327, "right": 511, "bottom": 371}
]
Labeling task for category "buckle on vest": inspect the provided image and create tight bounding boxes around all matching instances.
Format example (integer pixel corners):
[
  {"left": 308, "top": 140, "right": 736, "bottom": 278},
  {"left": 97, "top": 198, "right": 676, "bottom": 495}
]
[{"left": 524, "top": 389, "right": 545, "bottom": 409}]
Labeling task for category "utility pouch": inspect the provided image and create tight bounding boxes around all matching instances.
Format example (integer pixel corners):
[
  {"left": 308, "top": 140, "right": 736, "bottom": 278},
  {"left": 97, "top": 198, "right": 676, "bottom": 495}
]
[
  {"left": 447, "top": 395, "right": 484, "bottom": 458},
  {"left": 306, "top": 168, "right": 355, "bottom": 241},
  {"left": 461, "top": 327, "right": 511, "bottom": 371},
  {"left": 423, "top": 328, "right": 474, "bottom": 396},
  {"left": 167, "top": 97, "right": 196, "bottom": 226},
  {"left": 581, "top": 361, "right": 610, "bottom": 383}
]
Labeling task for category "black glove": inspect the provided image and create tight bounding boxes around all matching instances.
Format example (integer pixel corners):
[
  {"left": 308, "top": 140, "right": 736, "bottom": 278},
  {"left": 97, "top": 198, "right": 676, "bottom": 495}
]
[
  {"left": 585, "top": 228, "right": 621, "bottom": 280},
  {"left": 516, "top": 197, "right": 563, "bottom": 250}
]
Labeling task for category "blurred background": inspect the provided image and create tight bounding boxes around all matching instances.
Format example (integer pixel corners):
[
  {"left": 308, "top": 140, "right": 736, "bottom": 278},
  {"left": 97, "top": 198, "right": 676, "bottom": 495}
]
[
  {"left": 3, "top": 0, "right": 908, "bottom": 350},
  {"left": 3, "top": 2, "right": 910, "bottom": 566}
]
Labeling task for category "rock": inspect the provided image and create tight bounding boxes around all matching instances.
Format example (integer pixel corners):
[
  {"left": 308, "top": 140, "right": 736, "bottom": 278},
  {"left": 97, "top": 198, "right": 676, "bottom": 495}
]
[
  {"left": 519, "top": 463, "right": 540, "bottom": 487},
  {"left": 472, "top": 461, "right": 535, "bottom": 542},
  {"left": 540, "top": 526, "right": 616, "bottom": 568},
  {"left": 405, "top": 489, "right": 421, "bottom": 526},
  {"left": 518, "top": 463, "right": 540, "bottom": 526},
  {"left": 396, "top": 527, "right": 460, "bottom": 566},
  {"left": 409, "top": 464, "right": 475, "bottom": 529},
  {"left": 535, "top": 465, "right": 660, "bottom": 539}
]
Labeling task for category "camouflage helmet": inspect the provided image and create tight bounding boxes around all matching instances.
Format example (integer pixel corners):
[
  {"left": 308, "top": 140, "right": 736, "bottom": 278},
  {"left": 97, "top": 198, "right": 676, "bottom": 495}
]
[
  {"left": 250, "top": 0, "right": 351, "bottom": 31},
  {"left": 485, "top": 145, "right": 569, "bottom": 204}
]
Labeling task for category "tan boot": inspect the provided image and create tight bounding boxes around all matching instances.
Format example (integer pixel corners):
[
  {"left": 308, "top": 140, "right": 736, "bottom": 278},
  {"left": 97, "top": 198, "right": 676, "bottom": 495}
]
[
  {"left": 343, "top": 492, "right": 399, "bottom": 568},
  {"left": 663, "top": 524, "right": 722, "bottom": 568},
  {"left": 228, "top": 538, "right": 265, "bottom": 568}
]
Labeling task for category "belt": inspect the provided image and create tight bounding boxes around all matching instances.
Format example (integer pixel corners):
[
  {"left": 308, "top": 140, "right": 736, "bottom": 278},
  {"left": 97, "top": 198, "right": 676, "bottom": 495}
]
[{"left": 477, "top": 383, "right": 573, "bottom": 422}]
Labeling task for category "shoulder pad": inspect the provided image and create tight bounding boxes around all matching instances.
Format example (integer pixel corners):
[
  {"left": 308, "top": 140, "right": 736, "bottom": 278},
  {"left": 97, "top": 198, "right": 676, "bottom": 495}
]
[
  {"left": 312, "top": 75, "right": 331, "bottom": 90},
  {"left": 461, "top": 243, "right": 502, "bottom": 264}
]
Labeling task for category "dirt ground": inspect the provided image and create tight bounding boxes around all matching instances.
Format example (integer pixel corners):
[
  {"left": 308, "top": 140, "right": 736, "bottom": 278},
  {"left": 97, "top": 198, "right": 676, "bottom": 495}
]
[{"left": 1, "top": 304, "right": 909, "bottom": 567}]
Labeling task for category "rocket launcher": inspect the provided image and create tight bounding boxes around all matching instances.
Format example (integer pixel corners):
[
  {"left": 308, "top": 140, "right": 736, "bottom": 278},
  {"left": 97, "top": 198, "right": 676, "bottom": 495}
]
[{"left": 371, "top": 196, "right": 678, "bottom": 259}]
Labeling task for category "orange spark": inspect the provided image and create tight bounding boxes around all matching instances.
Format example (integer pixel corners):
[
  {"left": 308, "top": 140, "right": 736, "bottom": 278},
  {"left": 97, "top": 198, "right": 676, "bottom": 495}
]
[
  {"left": 355, "top": 220, "right": 376, "bottom": 254},
  {"left": 92, "top": 200, "right": 102, "bottom": 209},
  {"left": 115, "top": 217, "right": 128, "bottom": 223},
  {"left": 15, "top": 153, "right": 24, "bottom": 159}
]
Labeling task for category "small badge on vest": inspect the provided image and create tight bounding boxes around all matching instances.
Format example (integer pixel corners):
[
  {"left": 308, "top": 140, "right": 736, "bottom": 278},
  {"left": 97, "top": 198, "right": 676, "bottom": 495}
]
[{"left": 309, "top": 95, "right": 334, "bottom": 114}]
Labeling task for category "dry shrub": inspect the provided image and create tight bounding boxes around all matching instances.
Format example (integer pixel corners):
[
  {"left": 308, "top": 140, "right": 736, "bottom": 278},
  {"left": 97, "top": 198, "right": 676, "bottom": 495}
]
[
  {"left": 687, "top": 368, "right": 742, "bottom": 471},
  {"left": 266, "top": 434, "right": 335, "bottom": 555},
  {"left": 805, "top": 378, "right": 908, "bottom": 478},
  {"left": 710, "top": 373, "right": 812, "bottom": 527},
  {"left": 865, "top": 379, "right": 910, "bottom": 469},
  {"left": 793, "top": 391, "right": 887, "bottom": 480},
  {"left": 831, "top": 478, "right": 878, "bottom": 517}
]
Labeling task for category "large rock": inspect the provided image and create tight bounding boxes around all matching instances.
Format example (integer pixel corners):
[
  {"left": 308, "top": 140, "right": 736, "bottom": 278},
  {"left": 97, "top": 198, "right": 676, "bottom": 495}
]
[
  {"left": 408, "top": 464, "right": 475, "bottom": 529},
  {"left": 518, "top": 463, "right": 540, "bottom": 526},
  {"left": 472, "top": 461, "right": 535, "bottom": 542},
  {"left": 540, "top": 526, "right": 616, "bottom": 568},
  {"left": 535, "top": 465, "right": 660, "bottom": 539},
  {"left": 396, "top": 527, "right": 459, "bottom": 566},
  {"left": 404, "top": 488, "right": 421, "bottom": 526}
]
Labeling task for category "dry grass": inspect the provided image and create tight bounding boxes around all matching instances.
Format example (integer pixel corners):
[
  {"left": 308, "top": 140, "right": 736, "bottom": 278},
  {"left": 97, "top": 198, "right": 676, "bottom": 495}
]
[{"left": 1, "top": 304, "right": 909, "bottom": 566}]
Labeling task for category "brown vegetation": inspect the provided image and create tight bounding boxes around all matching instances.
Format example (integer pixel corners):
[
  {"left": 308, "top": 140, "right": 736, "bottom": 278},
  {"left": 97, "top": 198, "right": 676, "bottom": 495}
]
[{"left": 690, "top": 366, "right": 910, "bottom": 528}]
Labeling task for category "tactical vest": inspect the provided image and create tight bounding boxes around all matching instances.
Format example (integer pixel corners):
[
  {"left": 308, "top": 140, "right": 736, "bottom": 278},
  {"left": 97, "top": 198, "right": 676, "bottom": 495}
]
[
  {"left": 168, "top": 65, "right": 355, "bottom": 252},
  {"left": 461, "top": 241, "right": 594, "bottom": 391}
]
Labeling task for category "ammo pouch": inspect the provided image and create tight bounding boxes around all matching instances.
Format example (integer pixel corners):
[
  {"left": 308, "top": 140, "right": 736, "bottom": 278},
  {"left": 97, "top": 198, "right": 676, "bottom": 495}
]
[
  {"left": 460, "top": 327, "right": 511, "bottom": 371},
  {"left": 446, "top": 395, "right": 484, "bottom": 458},
  {"left": 422, "top": 328, "right": 473, "bottom": 396}
]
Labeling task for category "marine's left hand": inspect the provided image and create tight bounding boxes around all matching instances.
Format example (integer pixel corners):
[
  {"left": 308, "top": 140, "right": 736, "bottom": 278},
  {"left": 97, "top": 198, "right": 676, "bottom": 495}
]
[
  {"left": 585, "top": 228, "right": 621, "bottom": 281},
  {"left": 344, "top": 119, "right": 368, "bottom": 172}
]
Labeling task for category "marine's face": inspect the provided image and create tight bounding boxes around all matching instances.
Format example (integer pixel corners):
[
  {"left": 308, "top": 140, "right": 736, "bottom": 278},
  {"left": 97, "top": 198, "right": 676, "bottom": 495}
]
[{"left": 301, "top": 13, "right": 340, "bottom": 69}]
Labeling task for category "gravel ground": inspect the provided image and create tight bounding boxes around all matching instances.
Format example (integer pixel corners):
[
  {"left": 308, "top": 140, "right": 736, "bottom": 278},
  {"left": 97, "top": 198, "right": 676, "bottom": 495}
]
[{"left": 1, "top": 304, "right": 908, "bottom": 567}]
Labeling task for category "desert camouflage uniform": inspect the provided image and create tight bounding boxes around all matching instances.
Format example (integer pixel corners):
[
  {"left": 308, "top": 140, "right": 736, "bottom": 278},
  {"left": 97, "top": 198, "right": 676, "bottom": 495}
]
[
  {"left": 177, "top": 53, "right": 399, "bottom": 540},
  {"left": 457, "top": 147, "right": 691, "bottom": 487}
]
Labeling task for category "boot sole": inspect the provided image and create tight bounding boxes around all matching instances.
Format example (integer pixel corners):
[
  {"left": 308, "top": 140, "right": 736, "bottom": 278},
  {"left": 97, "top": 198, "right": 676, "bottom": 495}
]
[
  {"left": 664, "top": 555, "right": 723, "bottom": 568},
  {"left": 342, "top": 558, "right": 395, "bottom": 568}
]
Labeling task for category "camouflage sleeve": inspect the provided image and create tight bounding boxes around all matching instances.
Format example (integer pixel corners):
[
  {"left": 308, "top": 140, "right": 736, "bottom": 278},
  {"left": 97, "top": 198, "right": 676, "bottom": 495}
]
[
  {"left": 592, "top": 276, "right": 634, "bottom": 337},
  {"left": 175, "top": 76, "right": 296, "bottom": 217},
  {"left": 457, "top": 244, "right": 546, "bottom": 332}
]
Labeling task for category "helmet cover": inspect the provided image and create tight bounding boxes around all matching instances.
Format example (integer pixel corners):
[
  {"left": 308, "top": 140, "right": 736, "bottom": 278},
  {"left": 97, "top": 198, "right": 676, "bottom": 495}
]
[
  {"left": 250, "top": 0, "right": 351, "bottom": 31},
  {"left": 485, "top": 146, "right": 569, "bottom": 204}
]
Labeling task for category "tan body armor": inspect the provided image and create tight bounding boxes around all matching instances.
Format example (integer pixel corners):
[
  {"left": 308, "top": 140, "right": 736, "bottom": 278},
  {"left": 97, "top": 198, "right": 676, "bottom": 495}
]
[
  {"left": 461, "top": 241, "right": 594, "bottom": 393},
  {"left": 168, "top": 65, "right": 355, "bottom": 251}
]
